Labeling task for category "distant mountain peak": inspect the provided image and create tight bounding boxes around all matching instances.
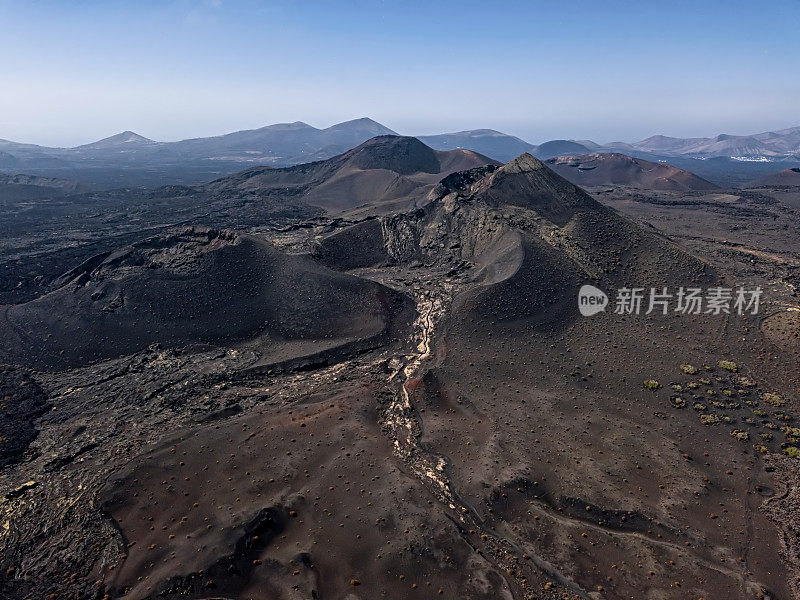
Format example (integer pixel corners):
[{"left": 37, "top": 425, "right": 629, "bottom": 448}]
[
  {"left": 418, "top": 130, "right": 535, "bottom": 162},
  {"left": 534, "top": 140, "right": 593, "bottom": 159},
  {"left": 324, "top": 117, "right": 397, "bottom": 135},
  {"left": 78, "top": 131, "right": 154, "bottom": 149},
  {"left": 443, "top": 129, "right": 508, "bottom": 137},
  {"left": 109, "top": 131, "right": 151, "bottom": 142},
  {"left": 340, "top": 117, "right": 383, "bottom": 125},
  {"left": 342, "top": 135, "right": 440, "bottom": 174},
  {"left": 257, "top": 121, "right": 313, "bottom": 131},
  {"left": 640, "top": 134, "right": 677, "bottom": 142}
]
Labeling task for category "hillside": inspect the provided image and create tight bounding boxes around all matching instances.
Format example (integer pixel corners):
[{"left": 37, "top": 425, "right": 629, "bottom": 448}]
[
  {"left": 545, "top": 152, "right": 720, "bottom": 191},
  {"left": 203, "top": 135, "right": 500, "bottom": 213},
  {"left": 748, "top": 166, "right": 800, "bottom": 187},
  {"left": 0, "top": 173, "right": 89, "bottom": 201},
  {"left": 0, "top": 227, "right": 411, "bottom": 370}
]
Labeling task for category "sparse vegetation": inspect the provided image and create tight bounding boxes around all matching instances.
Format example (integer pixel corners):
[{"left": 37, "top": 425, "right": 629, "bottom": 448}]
[
  {"left": 700, "top": 414, "right": 720, "bottom": 425},
  {"left": 762, "top": 392, "right": 787, "bottom": 407},
  {"left": 736, "top": 375, "right": 757, "bottom": 388},
  {"left": 783, "top": 446, "right": 800, "bottom": 458},
  {"left": 717, "top": 360, "right": 737, "bottom": 372},
  {"left": 643, "top": 379, "right": 660, "bottom": 390}
]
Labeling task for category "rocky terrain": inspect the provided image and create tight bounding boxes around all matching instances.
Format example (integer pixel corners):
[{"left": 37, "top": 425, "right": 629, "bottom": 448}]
[
  {"left": 0, "top": 138, "right": 798, "bottom": 600},
  {"left": 0, "top": 136, "right": 495, "bottom": 306}
]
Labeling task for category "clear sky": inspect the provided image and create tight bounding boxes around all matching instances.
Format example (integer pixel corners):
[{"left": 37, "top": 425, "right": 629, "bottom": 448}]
[{"left": 1, "top": 0, "right": 799, "bottom": 147}]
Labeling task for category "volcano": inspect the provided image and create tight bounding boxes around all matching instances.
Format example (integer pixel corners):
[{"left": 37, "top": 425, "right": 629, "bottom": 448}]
[
  {"left": 203, "top": 135, "right": 499, "bottom": 214},
  {"left": 546, "top": 152, "right": 720, "bottom": 191}
]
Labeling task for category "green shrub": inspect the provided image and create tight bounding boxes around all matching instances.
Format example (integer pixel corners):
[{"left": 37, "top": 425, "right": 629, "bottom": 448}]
[
  {"left": 783, "top": 446, "right": 800, "bottom": 458},
  {"left": 762, "top": 392, "right": 786, "bottom": 407}
]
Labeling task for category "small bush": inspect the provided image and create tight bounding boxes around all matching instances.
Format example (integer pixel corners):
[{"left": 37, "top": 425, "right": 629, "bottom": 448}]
[
  {"left": 783, "top": 446, "right": 800, "bottom": 459},
  {"left": 762, "top": 392, "right": 786, "bottom": 407}
]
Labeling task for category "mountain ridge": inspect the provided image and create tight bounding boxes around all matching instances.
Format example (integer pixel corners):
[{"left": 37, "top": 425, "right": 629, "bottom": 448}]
[
  {"left": 2, "top": 118, "right": 799, "bottom": 188},
  {"left": 4, "top": 119, "right": 800, "bottom": 157}
]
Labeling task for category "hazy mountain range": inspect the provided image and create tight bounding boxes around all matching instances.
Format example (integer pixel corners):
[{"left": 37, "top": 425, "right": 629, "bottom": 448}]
[
  {"left": 618, "top": 127, "right": 800, "bottom": 158},
  {"left": 1, "top": 117, "right": 799, "bottom": 188}
]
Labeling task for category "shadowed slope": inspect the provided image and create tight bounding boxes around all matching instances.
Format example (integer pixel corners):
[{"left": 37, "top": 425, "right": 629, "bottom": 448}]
[
  {"left": 388, "top": 154, "right": 793, "bottom": 599},
  {"left": 0, "top": 227, "right": 411, "bottom": 370}
]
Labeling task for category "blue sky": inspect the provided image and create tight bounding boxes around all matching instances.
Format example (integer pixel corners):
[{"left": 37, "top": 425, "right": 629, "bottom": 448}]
[{"left": 1, "top": 0, "right": 799, "bottom": 146}]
